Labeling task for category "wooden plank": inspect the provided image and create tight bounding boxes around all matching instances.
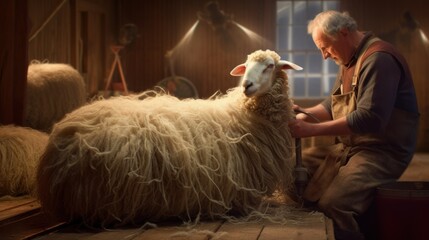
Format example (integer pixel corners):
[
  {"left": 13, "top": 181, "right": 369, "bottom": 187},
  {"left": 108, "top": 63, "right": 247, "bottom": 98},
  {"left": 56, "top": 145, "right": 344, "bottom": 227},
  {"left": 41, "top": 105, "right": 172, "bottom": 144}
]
[
  {"left": 35, "top": 224, "right": 146, "bottom": 240},
  {"left": 259, "top": 211, "right": 326, "bottom": 240},
  {"left": 0, "top": 211, "right": 66, "bottom": 240},
  {"left": 215, "top": 221, "right": 263, "bottom": 240},
  {"left": 81, "top": 228, "right": 148, "bottom": 240},
  {"left": 0, "top": 198, "right": 40, "bottom": 223},
  {"left": 325, "top": 216, "right": 335, "bottom": 240},
  {"left": 0, "top": 196, "right": 36, "bottom": 212},
  {"left": 31, "top": 224, "right": 96, "bottom": 240},
  {"left": 37, "top": 220, "right": 223, "bottom": 240},
  {"left": 133, "top": 220, "right": 224, "bottom": 240}
]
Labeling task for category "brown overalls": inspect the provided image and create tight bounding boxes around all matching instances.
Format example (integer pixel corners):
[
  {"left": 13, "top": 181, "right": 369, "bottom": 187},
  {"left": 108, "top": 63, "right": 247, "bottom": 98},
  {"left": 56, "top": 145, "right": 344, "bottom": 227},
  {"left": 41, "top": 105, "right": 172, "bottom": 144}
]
[{"left": 300, "top": 37, "right": 420, "bottom": 232}]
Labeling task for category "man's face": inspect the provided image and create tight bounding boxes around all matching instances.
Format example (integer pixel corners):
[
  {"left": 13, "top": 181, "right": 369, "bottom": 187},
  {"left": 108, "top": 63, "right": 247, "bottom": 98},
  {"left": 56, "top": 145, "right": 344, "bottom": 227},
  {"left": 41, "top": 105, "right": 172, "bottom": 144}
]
[{"left": 312, "top": 28, "right": 349, "bottom": 65}]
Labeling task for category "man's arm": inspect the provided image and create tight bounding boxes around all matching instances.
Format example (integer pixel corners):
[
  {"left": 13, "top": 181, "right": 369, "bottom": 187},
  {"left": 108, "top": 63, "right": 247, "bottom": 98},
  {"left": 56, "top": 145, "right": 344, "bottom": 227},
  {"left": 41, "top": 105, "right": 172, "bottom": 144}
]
[
  {"left": 294, "top": 103, "right": 332, "bottom": 123},
  {"left": 289, "top": 115, "right": 352, "bottom": 138}
]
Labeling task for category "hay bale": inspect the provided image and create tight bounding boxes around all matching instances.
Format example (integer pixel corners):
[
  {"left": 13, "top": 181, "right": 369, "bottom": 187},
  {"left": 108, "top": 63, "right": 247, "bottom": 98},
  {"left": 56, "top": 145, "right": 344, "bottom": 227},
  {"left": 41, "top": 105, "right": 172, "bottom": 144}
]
[
  {"left": 24, "top": 61, "right": 86, "bottom": 132},
  {"left": 0, "top": 125, "right": 48, "bottom": 196}
]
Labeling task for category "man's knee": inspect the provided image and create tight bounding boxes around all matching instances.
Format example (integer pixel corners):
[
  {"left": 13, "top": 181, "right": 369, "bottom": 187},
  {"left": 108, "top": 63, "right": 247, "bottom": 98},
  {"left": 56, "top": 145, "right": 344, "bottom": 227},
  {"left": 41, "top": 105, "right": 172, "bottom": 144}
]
[
  {"left": 317, "top": 191, "right": 351, "bottom": 219},
  {"left": 317, "top": 194, "right": 336, "bottom": 216}
]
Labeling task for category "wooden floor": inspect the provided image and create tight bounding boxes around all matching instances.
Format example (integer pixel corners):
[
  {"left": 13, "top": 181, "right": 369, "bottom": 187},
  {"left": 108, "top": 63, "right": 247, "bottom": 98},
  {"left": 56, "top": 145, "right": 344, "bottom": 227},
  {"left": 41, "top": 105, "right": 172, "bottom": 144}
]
[
  {"left": 0, "top": 197, "right": 333, "bottom": 240},
  {"left": 1, "top": 153, "right": 428, "bottom": 240}
]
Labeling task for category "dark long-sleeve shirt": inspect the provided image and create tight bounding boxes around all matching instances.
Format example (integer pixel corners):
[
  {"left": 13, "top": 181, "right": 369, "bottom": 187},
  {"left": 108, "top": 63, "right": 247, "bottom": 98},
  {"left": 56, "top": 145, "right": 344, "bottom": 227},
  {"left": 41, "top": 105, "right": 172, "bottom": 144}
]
[{"left": 321, "top": 33, "right": 419, "bottom": 134}]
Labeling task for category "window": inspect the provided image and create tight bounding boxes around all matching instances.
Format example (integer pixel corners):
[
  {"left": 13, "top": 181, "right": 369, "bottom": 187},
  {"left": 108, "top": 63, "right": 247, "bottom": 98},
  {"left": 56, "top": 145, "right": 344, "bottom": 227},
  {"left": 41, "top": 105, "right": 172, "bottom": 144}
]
[{"left": 276, "top": 0, "right": 340, "bottom": 98}]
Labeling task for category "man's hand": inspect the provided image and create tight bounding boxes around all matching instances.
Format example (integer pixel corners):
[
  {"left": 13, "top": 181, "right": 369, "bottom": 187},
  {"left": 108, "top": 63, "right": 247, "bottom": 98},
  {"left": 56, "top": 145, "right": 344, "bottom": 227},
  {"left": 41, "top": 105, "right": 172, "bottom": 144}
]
[{"left": 288, "top": 118, "right": 317, "bottom": 138}]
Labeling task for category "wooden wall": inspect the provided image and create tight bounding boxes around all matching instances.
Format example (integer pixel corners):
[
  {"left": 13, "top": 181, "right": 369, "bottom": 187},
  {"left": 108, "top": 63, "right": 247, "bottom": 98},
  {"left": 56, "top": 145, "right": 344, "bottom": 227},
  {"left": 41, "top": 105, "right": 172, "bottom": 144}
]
[
  {"left": 2, "top": 0, "right": 427, "bottom": 150},
  {"left": 27, "top": 0, "right": 117, "bottom": 97},
  {"left": 341, "top": 1, "right": 429, "bottom": 150},
  {"left": 118, "top": 0, "right": 428, "bottom": 150},
  {"left": 117, "top": 0, "right": 276, "bottom": 99},
  {"left": 28, "top": 0, "right": 71, "bottom": 64},
  {"left": 0, "top": 0, "right": 28, "bottom": 125}
]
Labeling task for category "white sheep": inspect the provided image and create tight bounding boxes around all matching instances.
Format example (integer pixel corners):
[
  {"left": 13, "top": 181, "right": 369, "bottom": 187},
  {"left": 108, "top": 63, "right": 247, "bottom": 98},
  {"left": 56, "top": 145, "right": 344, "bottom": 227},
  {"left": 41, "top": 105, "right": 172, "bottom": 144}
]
[
  {"left": 24, "top": 61, "right": 86, "bottom": 132},
  {"left": 36, "top": 50, "right": 302, "bottom": 227}
]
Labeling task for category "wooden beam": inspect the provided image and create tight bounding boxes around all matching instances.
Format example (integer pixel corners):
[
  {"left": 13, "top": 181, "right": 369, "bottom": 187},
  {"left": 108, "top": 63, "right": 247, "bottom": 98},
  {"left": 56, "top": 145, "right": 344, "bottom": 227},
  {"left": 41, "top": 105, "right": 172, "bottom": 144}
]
[{"left": 0, "top": 0, "right": 28, "bottom": 125}]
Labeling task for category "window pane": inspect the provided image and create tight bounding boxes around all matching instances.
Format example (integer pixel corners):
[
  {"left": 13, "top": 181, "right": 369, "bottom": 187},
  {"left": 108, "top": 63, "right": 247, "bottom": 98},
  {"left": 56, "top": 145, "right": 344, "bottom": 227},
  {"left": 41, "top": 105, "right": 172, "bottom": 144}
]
[
  {"left": 277, "top": 26, "right": 289, "bottom": 50},
  {"left": 292, "top": 26, "right": 315, "bottom": 50},
  {"left": 293, "top": 77, "right": 305, "bottom": 97},
  {"left": 277, "top": 2, "right": 291, "bottom": 25},
  {"left": 307, "top": 1, "right": 322, "bottom": 20},
  {"left": 276, "top": 0, "right": 339, "bottom": 98},
  {"left": 292, "top": 1, "right": 307, "bottom": 24},
  {"left": 322, "top": 76, "right": 337, "bottom": 96},
  {"left": 279, "top": 52, "right": 292, "bottom": 62},
  {"left": 308, "top": 77, "right": 321, "bottom": 96},
  {"left": 308, "top": 53, "right": 322, "bottom": 73},
  {"left": 324, "top": 1, "right": 339, "bottom": 10},
  {"left": 292, "top": 54, "right": 306, "bottom": 70}
]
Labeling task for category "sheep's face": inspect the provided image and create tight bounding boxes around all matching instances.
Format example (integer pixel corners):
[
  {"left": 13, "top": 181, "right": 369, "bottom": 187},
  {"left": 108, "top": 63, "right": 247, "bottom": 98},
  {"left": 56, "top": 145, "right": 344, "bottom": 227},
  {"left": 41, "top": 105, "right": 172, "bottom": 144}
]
[
  {"left": 240, "top": 58, "right": 275, "bottom": 97},
  {"left": 230, "top": 51, "right": 302, "bottom": 97}
]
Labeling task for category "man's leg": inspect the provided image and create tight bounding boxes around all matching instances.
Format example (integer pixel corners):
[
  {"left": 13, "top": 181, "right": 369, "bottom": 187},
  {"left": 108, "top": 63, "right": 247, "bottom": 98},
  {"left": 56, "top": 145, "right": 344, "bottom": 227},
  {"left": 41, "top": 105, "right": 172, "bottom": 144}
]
[
  {"left": 287, "top": 144, "right": 339, "bottom": 203},
  {"left": 317, "top": 148, "right": 408, "bottom": 236}
]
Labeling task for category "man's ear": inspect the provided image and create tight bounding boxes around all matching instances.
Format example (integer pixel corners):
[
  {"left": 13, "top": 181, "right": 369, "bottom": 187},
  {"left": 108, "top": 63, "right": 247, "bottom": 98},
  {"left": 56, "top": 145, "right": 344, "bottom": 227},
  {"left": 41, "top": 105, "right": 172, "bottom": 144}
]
[{"left": 339, "top": 27, "right": 348, "bottom": 37}]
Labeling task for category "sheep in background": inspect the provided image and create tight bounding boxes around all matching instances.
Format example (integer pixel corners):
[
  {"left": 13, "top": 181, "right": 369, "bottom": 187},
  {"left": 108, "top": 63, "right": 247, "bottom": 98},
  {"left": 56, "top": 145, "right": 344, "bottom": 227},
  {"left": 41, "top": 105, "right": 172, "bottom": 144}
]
[
  {"left": 36, "top": 50, "right": 302, "bottom": 227},
  {"left": 0, "top": 125, "right": 48, "bottom": 196},
  {"left": 24, "top": 61, "right": 86, "bottom": 132}
]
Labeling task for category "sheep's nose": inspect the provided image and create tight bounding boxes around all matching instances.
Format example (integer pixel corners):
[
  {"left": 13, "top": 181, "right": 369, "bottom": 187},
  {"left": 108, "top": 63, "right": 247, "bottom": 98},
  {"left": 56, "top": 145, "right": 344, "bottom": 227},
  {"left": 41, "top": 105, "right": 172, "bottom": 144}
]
[{"left": 242, "top": 80, "right": 253, "bottom": 90}]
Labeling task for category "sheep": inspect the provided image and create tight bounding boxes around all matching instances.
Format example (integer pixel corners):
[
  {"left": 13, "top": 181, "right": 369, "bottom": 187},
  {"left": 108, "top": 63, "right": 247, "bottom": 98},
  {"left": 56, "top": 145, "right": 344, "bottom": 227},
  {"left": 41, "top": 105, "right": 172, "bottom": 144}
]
[
  {"left": 24, "top": 61, "right": 86, "bottom": 132},
  {"left": 0, "top": 125, "right": 49, "bottom": 196},
  {"left": 36, "top": 49, "right": 303, "bottom": 227}
]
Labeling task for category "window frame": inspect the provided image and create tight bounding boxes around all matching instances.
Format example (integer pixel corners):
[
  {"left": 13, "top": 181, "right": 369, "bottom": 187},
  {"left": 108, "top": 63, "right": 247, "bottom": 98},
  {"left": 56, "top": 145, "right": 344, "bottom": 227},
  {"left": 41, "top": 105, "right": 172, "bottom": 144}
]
[{"left": 276, "top": 0, "right": 340, "bottom": 99}]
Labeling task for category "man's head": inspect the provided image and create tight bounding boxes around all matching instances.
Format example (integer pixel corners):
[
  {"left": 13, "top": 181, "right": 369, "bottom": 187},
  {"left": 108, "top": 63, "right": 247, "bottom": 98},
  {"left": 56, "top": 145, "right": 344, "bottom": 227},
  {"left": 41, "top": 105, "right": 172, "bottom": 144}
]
[{"left": 308, "top": 11, "right": 359, "bottom": 65}]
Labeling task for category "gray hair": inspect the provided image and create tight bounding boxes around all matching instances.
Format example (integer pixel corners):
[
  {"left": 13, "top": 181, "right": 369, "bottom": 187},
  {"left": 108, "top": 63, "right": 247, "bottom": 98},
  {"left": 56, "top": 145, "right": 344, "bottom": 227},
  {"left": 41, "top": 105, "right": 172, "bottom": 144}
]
[{"left": 307, "top": 10, "right": 357, "bottom": 39}]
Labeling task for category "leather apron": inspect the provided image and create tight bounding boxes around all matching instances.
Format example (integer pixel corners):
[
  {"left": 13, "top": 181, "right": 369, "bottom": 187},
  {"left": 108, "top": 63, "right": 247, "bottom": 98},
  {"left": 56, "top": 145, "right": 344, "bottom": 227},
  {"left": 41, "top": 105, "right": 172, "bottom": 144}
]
[{"left": 302, "top": 37, "right": 419, "bottom": 202}]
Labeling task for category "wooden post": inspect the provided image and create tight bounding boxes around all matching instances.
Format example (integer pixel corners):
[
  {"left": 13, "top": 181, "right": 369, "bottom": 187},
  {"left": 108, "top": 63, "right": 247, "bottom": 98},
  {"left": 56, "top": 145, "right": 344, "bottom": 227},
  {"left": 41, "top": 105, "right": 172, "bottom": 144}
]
[{"left": 0, "top": 0, "right": 28, "bottom": 125}]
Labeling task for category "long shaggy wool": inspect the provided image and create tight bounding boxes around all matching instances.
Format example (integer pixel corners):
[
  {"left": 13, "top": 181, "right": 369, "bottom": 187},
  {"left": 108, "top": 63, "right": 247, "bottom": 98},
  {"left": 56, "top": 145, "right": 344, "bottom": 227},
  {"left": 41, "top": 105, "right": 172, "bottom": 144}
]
[
  {"left": 25, "top": 61, "right": 86, "bottom": 132},
  {"left": 0, "top": 125, "right": 49, "bottom": 196},
  {"left": 37, "top": 71, "right": 295, "bottom": 227}
]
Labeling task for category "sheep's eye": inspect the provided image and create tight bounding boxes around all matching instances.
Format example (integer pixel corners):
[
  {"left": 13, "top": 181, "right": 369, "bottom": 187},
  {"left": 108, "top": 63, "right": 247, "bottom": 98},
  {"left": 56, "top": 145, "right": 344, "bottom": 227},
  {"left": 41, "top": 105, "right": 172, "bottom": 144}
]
[{"left": 263, "top": 64, "right": 274, "bottom": 73}]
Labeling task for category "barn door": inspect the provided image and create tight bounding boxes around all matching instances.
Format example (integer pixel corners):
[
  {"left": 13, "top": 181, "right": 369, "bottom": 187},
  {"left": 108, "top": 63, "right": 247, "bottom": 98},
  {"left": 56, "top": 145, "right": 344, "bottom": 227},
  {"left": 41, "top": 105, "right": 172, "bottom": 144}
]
[{"left": 75, "top": 0, "right": 106, "bottom": 97}]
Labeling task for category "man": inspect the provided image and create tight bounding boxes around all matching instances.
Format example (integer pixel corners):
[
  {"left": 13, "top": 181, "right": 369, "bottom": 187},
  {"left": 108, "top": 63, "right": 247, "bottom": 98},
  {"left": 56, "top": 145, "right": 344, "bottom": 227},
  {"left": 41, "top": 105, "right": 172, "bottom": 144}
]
[{"left": 288, "top": 10, "right": 419, "bottom": 239}]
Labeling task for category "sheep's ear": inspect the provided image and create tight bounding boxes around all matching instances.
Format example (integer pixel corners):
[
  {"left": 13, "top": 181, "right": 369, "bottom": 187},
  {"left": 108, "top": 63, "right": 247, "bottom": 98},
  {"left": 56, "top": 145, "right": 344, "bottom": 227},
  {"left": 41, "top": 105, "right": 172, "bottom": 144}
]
[
  {"left": 278, "top": 60, "right": 303, "bottom": 71},
  {"left": 230, "top": 63, "right": 246, "bottom": 76}
]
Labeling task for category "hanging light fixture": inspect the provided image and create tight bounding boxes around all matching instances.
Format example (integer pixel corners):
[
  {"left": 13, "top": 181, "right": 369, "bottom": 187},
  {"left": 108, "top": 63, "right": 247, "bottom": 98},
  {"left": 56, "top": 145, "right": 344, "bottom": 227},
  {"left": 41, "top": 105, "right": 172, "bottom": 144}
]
[{"left": 197, "top": 1, "right": 233, "bottom": 32}]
